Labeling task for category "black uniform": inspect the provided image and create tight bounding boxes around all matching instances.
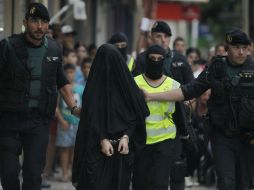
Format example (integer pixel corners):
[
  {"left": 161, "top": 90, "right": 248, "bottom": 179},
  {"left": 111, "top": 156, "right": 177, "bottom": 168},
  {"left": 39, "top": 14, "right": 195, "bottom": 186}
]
[
  {"left": 0, "top": 33, "right": 68, "bottom": 190},
  {"left": 181, "top": 55, "right": 254, "bottom": 189},
  {"left": 134, "top": 49, "right": 194, "bottom": 190}
]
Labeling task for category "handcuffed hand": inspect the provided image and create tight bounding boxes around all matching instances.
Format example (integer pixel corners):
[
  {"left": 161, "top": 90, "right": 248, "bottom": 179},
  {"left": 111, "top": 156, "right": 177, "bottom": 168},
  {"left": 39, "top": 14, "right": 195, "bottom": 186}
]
[
  {"left": 118, "top": 135, "right": 129, "bottom": 155},
  {"left": 101, "top": 139, "right": 114, "bottom": 156}
]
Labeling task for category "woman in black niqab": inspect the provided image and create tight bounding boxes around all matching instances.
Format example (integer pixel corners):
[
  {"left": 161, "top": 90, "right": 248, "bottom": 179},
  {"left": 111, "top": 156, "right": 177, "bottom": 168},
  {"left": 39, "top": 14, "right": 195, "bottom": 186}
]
[{"left": 72, "top": 44, "right": 149, "bottom": 190}]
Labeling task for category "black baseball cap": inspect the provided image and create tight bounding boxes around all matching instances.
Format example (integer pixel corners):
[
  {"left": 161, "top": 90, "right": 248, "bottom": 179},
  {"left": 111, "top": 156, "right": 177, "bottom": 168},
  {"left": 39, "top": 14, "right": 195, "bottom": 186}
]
[
  {"left": 151, "top": 21, "right": 172, "bottom": 36},
  {"left": 25, "top": 3, "right": 50, "bottom": 22},
  {"left": 225, "top": 28, "right": 251, "bottom": 45}
]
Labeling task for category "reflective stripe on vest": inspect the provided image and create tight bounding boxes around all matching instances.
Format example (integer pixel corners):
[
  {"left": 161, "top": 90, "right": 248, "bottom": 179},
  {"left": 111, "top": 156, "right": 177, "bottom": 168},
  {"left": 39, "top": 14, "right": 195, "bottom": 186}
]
[
  {"left": 134, "top": 75, "right": 180, "bottom": 144},
  {"left": 147, "top": 126, "right": 176, "bottom": 137},
  {"left": 146, "top": 115, "right": 165, "bottom": 122},
  {"left": 127, "top": 56, "right": 134, "bottom": 71}
]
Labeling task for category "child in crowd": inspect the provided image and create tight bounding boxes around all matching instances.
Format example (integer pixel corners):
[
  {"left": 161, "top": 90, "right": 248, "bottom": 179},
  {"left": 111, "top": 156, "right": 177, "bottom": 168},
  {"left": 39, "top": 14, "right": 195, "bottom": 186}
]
[
  {"left": 88, "top": 43, "right": 97, "bottom": 59},
  {"left": 81, "top": 57, "right": 92, "bottom": 85},
  {"left": 63, "top": 48, "right": 78, "bottom": 65},
  {"left": 56, "top": 64, "right": 84, "bottom": 182},
  {"left": 74, "top": 43, "right": 89, "bottom": 66},
  {"left": 63, "top": 48, "right": 85, "bottom": 86}
]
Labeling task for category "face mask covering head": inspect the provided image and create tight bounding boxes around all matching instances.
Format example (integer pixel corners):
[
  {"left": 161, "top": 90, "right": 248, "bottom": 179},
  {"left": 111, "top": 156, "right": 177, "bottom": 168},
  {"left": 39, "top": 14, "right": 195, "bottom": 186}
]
[
  {"left": 145, "top": 45, "right": 166, "bottom": 80},
  {"left": 108, "top": 32, "right": 128, "bottom": 60},
  {"left": 145, "top": 59, "right": 164, "bottom": 80}
]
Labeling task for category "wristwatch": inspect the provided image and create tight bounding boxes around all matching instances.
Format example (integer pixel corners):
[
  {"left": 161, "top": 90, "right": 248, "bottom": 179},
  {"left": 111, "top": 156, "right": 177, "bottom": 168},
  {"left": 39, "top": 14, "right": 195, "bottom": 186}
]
[{"left": 71, "top": 105, "right": 78, "bottom": 115}]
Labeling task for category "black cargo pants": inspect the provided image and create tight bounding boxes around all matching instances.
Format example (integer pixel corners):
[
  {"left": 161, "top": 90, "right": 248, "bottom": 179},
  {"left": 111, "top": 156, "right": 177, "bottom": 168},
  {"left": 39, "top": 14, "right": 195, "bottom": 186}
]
[
  {"left": 132, "top": 139, "right": 176, "bottom": 190},
  {"left": 169, "top": 137, "right": 185, "bottom": 190},
  {"left": 0, "top": 110, "right": 50, "bottom": 190},
  {"left": 211, "top": 130, "right": 254, "bottom": 190}
]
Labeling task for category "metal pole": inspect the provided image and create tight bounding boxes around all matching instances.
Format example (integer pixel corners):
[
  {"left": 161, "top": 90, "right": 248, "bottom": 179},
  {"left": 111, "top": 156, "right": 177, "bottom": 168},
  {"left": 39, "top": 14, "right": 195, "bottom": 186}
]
[
  {"left": 249, "top": 0, "right": 254, "bottom": 41},
  {"left": 92, "top": 0, "right": 97, "bottom": 44},
  {"left": 49, "top": 5, "right": 70, "bottom": 25},
  {"left": 11, "top": 0, "right": 15, "bottom": 34},
  {"left": 242, "top": 0, "right": 249, "bottom": 34},
  {"left": 191, "top": 19, "right": 199, "bottom": 47}
]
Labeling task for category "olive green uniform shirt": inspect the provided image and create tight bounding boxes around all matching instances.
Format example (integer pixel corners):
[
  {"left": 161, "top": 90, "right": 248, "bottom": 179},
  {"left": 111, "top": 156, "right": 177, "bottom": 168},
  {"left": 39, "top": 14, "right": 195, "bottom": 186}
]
[{"left": 27, "top": 37, "right": 48, "bottom": 107}]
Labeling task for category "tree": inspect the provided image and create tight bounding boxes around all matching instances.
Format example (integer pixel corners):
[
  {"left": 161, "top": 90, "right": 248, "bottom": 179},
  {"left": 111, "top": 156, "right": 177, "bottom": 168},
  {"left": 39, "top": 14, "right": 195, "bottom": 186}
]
[{"left": 200, "top": 0, "right": 241, "bottom": 42}]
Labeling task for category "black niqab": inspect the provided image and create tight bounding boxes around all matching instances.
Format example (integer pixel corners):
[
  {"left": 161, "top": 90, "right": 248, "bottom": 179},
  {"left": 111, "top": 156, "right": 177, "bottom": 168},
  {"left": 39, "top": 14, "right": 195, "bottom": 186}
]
[{"left": 72, "top": 44, "right": 149, "bottom": 189}]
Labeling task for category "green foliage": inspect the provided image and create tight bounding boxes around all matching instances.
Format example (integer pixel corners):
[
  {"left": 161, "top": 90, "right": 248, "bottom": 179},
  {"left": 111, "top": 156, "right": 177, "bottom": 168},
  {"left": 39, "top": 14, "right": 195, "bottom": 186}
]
[{"left": 200, "top": 0, "right": 241, "bottom": 42}]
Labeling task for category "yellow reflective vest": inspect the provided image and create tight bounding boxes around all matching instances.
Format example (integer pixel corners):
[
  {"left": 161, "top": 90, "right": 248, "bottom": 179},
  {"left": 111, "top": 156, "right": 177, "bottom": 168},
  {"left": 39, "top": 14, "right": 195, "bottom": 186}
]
[
  {"left": 127, "top": 55, "right": 135, "bottom": 72},
  {"left": 135, "top": 75, "right": 180, "bottom": 144}
]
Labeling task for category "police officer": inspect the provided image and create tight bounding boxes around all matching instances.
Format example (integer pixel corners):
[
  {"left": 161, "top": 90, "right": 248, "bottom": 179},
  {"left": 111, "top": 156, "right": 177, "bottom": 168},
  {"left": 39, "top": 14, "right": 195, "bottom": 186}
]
[
  {"left": 133, "top": 45, "right": 180, "bottom": 190},
  {"left": 108, "top": 32, "right": 136, "bottom": 73},
  {"left": 0, "top": 3, "right": 80, "bottom": 190},
  {"left": 134, "top": 21, "right": 193, "bottom": 83},
  {"left": 134, "top": 20, "right": 193, "bottom": 190},
  {"left": 144, "top": 28, "right": 254, "bottom": 190}
]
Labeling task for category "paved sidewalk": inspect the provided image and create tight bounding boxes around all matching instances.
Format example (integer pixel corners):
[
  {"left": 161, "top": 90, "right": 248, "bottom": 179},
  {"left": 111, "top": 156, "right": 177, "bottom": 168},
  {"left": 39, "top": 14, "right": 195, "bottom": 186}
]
[
  {"left": 46, "top": 181, "right": 215, "bottom": 190},
  {"left": 0, "top": 182, "right": 216, "bottom": 190}
]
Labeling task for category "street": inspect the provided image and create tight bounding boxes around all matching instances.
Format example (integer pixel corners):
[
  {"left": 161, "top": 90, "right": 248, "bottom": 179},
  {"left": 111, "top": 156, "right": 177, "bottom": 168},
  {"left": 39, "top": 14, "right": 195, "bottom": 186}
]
[
  {"left": 41, "top": 169, "right": 216, "bottom": 190},
  {"left": 1, "top": 180, "right": 254, "bottom": 190},
  {"left": 0, "top": 166, "right": 217, "bottom": 190},
  {"left": 0, "top": 180, "right": 216, "bottom": 190},
  {"left": 47, "top": 181, "right": 215, "bottom": 190}
]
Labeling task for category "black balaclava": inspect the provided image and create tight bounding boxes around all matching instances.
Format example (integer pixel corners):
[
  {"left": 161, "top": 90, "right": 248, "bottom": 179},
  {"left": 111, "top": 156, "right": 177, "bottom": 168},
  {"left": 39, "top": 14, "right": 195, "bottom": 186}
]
[
  {"left": 108, "top": 32, "right": 128, "bottom": 60},
  {"left": 145, "top": 45, "right": 166, "bottom": 80}
]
